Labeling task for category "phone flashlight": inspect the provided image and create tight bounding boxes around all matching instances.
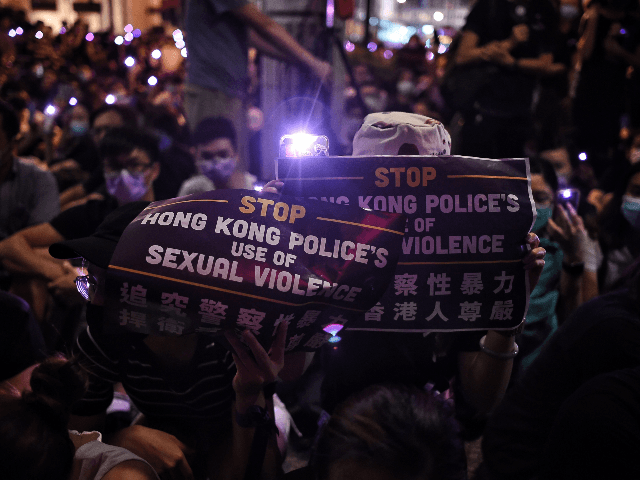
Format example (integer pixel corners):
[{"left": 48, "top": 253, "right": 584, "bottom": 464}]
[{"left": 279, "top": 134, "right": 329, "bottom": 158}]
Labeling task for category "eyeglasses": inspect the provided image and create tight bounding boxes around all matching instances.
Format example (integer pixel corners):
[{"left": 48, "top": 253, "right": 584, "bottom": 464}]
[{"left": 199, "top": 150, "right": 234, "bottom": 161}]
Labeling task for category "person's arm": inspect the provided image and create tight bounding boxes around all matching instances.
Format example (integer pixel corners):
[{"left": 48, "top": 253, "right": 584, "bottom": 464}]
[
  {"left": 0, "top": 223, "right": 66, "bottom": 281},
  {"left": 577, "top": 5, "right": 600, "bottom": 62},
  {"left": 101, "top": 460, "right": 159, "bottom": 480},
  {"left": 222, "top": 321, "right": 289, "bottom": 480},
  {"left": 59, "top": 183, "right": 88, "bottom": 209},
  {"left": 457, "top": 233, "right": 546, "bottom": 414},
  {"left": 231, "top": 4, "right": 331, "bottom": 82}
]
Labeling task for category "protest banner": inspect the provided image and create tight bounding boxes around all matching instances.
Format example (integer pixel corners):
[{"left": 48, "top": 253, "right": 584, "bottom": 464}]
[
  {"left": 277, "top": 155, "right": 535, "bottom": 332},
  {"left": 103, "top": 189, "right": 406, "bottom": 351}
]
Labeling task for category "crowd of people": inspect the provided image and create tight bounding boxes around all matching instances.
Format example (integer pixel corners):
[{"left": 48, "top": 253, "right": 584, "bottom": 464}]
[{"left": 1, "top": 0, "right": 640, "bottom": 478}]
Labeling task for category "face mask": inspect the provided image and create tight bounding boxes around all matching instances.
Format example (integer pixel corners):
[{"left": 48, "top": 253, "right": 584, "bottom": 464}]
[
  {"left": 70, "top": 120, "right": 89, "bottom": 136},
  {"left": 560, "top": 4, "right": 579, "bottom": 19},
  {"left": 105, "top": 170, "right": 149, "bottom": 203},
  {"left": 197, "top": 157, "right": 236, "bottom": 184},
  {"left": 629, "top": 148, "right": 640, "bottom": 165},
  {"left": 533, "top": 205, "right": 553, "bottom": 232},
  {"left": 397, "top": 80, "right": 415, "bottom": 97},
  {"left": 621, "top": 195, "right": 640, "bottom": 231}
]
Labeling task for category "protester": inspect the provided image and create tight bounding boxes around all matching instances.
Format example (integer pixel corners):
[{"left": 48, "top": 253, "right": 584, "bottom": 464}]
[
  {"left": 178, "top": 116, "right": 255, "bottom": 196},
  {"left": 48, "top": 200, "right": 310, "bottom": 480},
  {"left": 0, "top": 355, "right": 160, "bottom": 480},
  {"left": 477, "top": 257, "right": 640, "bottom": 480}
]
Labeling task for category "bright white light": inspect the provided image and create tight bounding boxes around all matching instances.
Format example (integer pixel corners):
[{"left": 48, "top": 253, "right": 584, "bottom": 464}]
[
  {"left": 151, "top": 49, "right": 162, "bottom": 59},
  {"left": 427, "top": 51, "right": 435, "bottom": 61},
  {"left": 253, "top": 184, "right": 263, "bottom": 192},
  {"left": 173, "top": 29, "right": 183, "bottom": 40},
  {"left": 561, "top": 189, "right": 572, "bottom": 199},
  {"left": 181, "top": 47, "right": 188, "bottom": 58},
  {"left": 438, "top": 44, "right": 446, "bottom": 54},
  {"left": 175, "top": 40, "right": 185, "bottom": 49},
  {"left": 105, "top": 94, "right": 116, "bottom": 104},
  {"left": 124, "top": 56, "right": 135, "bottom": 67},
  {"left": 114, "top": 35, "right": 123, "bottom": 45},
  {"left": 148, "top": 76, "right": 158, "bottom": 86},
  {"left": 384, "top": 49, "right": 393, "bottom": 59},
  {"left": 45, "top": 105, "right": 56, "bottom": 116},
  {"left": 289, "top": 133, "right": 317, "bottom": 156},
  {"left": 124, "top": 32, "right": 133, "bottom": 42},
  {"left": 16, "top": 27, "right": 23, "bottom": 35},
  {"left": 422, "top": 24, "right": 434, "bottom": 35},
  {"left": 69, "top": 97, "right": 78, "bottom": 106},
  {"left": 85, "top": 32, "right": 94, "bottom": 41},
  {"left": 397, "top": 0, "right": 406, "bottom": 3},
  {"left": 434, "top": 11, "right": 444, "bottom": 21},
  {"left": 344, "top": 40, "right": 355, "bottom": 52},
  {"left": 124, "top": 24, "right": 133, "bottom": 33},
  {"left": 35, "top": 31, "right": 43, "bottom": 39},
  {"left": 578, "top": 152, "right": 587, "bottom": 161},
  {"left": 8, "top": 29, "right": 16, "bottom": 37}
]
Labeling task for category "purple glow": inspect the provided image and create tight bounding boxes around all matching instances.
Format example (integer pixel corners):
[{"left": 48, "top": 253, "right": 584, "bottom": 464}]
[
  {"left": 345, "top": 41, "right": 355, "bottom": 52},
  {"left": 124, "top": 32, "right": 133, "bottom": 42},
  {"left": 620, "top": 28, "right": 626, "bottom": 35},
  {"left": 326, "top": 0, "right": 334, "bottom": 28},
  {"left": 383, "top": 49, "right": 394, "bottom": 59},
  {"left": 367, "top": 42, "right": 377, "bottom": 52},
  {"left": 133, "top": 28, "right": 141, "bottom": 38},
  {"left": 561, "top": 189, "right": 571, "bottom": 199},
  {"left": 35, "top": 31, "right": 43, "bottom": 39},
  {"left": 60, "top": 27, "right": 66, "bottom": 34},
  {"left": 578, "top": 152, "right": 587, "bottom": 161},
  {"left": 323, "top": 323, "right": 344, "bottom": 336},
  {"left": 427, "top": 51, "right": 434, "bottom": 61},
  {"left": 124, "top": 24, "right": 133, "bottom": 33},
  {"left": 16, "top": 27, "right": 23, "bottom": 35},
  {"left": 85, "top": 32, "right": 94, "bottom": 41}
]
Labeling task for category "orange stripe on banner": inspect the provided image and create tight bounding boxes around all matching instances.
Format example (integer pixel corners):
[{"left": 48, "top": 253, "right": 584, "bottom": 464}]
[
  {"left": 108, "top": 265, "right": 368, "bottom": 312},
  {"left": 142, "top": 199, "right": 229, "bottom": 211},
  {"left": 447, "top": 175, "right": 528, "bottom": 180},
  {"left": 398, "top": 259, "right": 522, "bottom": 265},
  {"left": 316, "top": 217, "right": 405, "bottom": 235},
  {"left": 279, "top": 177, "right": 364, "bottom": 181}
]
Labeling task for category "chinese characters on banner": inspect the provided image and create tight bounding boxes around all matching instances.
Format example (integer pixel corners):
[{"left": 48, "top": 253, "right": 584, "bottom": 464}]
[
  {"left": 277, "top": 155, "right": 535, "bottom": 333},
  {"left": 104, "top": 190, "right": 406, "bottom": 351}
]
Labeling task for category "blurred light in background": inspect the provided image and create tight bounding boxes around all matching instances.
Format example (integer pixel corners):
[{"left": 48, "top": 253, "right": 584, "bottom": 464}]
[
  {"left": 124, "top": 24, "right": 133, "bottom": 33},
  {"left": 69, "top": 97, "right": 78, "bottom": 106},
  {"left": 148, "top": 76, "right": 158, "bottom": 86},
  {"left": 434, "top": 11, "right": 444, "bottom": 21},
  {"left": 181, "top": 47, "right": 188, "bottom": 58},
  {"left": 133, "top": 29, "right": 141, "bottom": 38},
  {"left": 35, "top": 31, "right": 43, "bottom": 39},
  {"left": 124, "top": 56, "right": 135, "bottom": 67},
  {"left": 16, "top": 27, "right": 23, "bottom": 35},
  {"left": 384, "top": 49, "right": 393, "bottom": 59},
  {"left": 8, "top": 29, "right": 16, "bottom": 37},
  {"left": 579, "top": 152, "right": 587, "bottom": 161},
  {"left": 105, "top": 94, "right": 116, "bottom": 104},
  {"left": 344, "top": 40, "right": 355, "bottom": 52},
  {"left": 45, "top": 105, "right": 57, "bottom": 115},
  {"left": 85, "top": 32, "right": 94, "bottom": 41},
  {"left": 114, "top": 35, "right": 124, "bottom": 45},
  {"left": 151, "top": 49, "right": 162, "bottom": 59},
  {"left": 367, "top": 42, "right": 377, "bottom": 52},
  {"left": 124, "top": 32, "right": 133, "bottom": 42}
]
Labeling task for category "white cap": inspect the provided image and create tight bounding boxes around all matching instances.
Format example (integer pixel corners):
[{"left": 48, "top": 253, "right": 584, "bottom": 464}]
[{"left": 352, "top": 112, "right": 451, "bottom": 156}]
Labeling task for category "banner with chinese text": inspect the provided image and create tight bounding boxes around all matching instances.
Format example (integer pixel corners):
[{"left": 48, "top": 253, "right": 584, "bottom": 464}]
[
  {"left": 104, "top": 190, "right": 406, "bottom": 351},
  {"left": 277, "top": 155, "right": 535, "bottom": 332}
]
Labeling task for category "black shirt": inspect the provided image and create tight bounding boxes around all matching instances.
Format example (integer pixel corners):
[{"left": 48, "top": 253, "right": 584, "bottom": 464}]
[{"left": 50, "top": 197, "right": 119, "bottom": 240}]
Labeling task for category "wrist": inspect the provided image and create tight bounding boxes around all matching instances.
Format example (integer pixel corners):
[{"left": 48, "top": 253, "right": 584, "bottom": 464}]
[{"left": 562, "top": 260, "right": 585, "bottom": 276}]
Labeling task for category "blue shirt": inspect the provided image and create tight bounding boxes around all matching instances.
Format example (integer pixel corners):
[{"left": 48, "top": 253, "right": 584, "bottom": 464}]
[{"left": 185, "top": 0, "right": 250, "bottom": 97}]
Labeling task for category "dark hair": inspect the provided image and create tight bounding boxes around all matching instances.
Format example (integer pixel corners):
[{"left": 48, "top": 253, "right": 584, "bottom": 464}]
[
  {"left": 0, "top": 99, "right": 20, "bottom": 140},
  {"left": 90, "top": 104, "right": 138, "bottom": 129},
  {"left": 314, "top": 384, "right": 466, "bottom": 480},
  {"left": 529, "top": 156, "right": 558, "bottom": 192},
  {"left": 191, "top": 116, "right": 237, "bottom": 150},
  {"left": 99, "top": 127, "right": 161, "bottom": 164},
  {"left": 0, "top": 356, "right": 88, "bottom": 480}
]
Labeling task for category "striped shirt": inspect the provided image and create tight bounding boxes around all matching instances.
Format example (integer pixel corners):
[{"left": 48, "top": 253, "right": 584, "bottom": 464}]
[{"left": 73, "top": 326, "right": 237, "bottom": 428}]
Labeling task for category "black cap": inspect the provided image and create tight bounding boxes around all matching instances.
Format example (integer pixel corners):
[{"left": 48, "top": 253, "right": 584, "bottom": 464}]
[{"left": 49, "top": 201, "right": 150, "bottom": 269}]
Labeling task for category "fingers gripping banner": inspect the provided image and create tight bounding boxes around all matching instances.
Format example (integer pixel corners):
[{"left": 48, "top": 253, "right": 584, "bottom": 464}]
[
  {"left": 277, "top": 155, "right": 535, "bottom": 333},
  {"left": 104, "top": 190, "right": 406, "bottom": 351}
]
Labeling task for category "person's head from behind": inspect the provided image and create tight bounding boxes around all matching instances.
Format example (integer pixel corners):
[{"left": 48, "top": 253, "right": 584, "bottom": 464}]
[
  {"left": 314, "top": 384, "right": 466, "bottom": 480},
  {"left": 0, "top": 99, "right": 20, "bottom": 165},
  {"left": 100, "top": 127, "right": 161, "bottom": 205},
  {"left": 191, "top": 116, "right": 238, "bottom": 188},
  {"left": 0, "top": 356, "right": 88, "bottom": 480},
  {"left": 529, "top": 156, "right": 558, "bottom": 234},
  {"left": 90, "top": 104, "right": 138, "bottom": 145}
]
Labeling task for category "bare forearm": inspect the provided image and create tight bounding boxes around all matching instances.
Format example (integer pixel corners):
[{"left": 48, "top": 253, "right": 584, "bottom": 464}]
[
  {"left": 0, "top": 235, "right": 65, "bottom": 280},
  {"left": 458, "top": 333, "right": 515, "bottom": 415}
]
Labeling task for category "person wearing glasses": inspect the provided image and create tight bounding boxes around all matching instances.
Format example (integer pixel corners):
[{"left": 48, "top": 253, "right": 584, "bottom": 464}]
[
  {"left": 0, "top": 127, "right": 160, "bottom": 337},
  {"left": 177, "top": 116, "right": 257, "bottom": 197}
]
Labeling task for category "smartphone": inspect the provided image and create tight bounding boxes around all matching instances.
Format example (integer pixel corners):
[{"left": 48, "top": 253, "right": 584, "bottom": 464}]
[{"left": 556, "top": 188, "right": 580, "bottom": 211}]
